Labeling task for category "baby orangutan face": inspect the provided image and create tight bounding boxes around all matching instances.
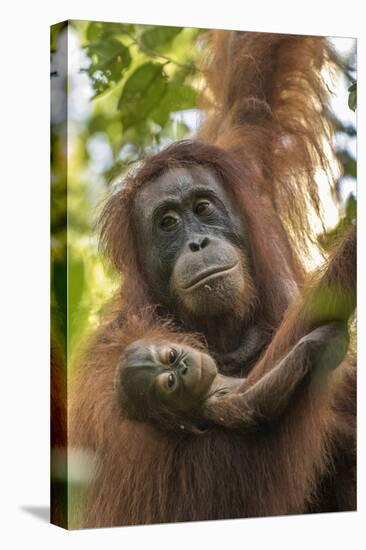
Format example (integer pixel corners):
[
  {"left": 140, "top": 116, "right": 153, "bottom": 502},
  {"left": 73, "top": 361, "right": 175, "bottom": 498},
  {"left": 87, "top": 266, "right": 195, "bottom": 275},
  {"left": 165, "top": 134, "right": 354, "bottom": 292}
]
[
  {"left": 116, "top": 323, "right": 350, "bottom": 434},
  {"left": 116, "top": 341, "right": 218, "bottom": 423}
]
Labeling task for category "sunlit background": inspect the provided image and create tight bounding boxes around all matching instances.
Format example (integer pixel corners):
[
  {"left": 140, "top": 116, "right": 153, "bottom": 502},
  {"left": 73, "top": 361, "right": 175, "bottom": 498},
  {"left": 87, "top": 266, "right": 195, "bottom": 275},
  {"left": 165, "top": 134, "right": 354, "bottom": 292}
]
[
  {"left": 51, "top": 22, "right": 356, "bottom": 361},
  {"left": 50, "top": 21, "right": 356, "bottom": 527}
]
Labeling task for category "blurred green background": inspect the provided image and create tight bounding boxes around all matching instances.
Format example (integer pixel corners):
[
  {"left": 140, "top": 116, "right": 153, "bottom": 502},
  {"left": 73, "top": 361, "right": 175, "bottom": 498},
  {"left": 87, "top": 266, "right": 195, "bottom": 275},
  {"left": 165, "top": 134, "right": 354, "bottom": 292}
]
[
  {"left": 50, "top": 20, "right": 356, "bottom": 528},
  {"left": 51, "top": 20, "right": 357, "bottom": 364}
]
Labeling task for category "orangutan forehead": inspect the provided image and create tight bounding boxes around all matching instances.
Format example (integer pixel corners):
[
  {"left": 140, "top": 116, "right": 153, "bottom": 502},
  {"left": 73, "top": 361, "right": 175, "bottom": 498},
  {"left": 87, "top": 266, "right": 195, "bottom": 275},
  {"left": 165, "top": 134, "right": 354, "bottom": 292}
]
[{"left": 133, "top": 165, "right": 233, "bottom": 215}]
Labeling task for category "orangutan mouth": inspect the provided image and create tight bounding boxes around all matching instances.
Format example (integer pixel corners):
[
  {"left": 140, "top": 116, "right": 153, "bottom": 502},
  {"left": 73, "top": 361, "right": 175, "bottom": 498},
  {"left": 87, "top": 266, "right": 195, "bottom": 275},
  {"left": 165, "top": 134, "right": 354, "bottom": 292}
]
[{"left": 180, "top": 263, "right": 239, "bottom": 292}]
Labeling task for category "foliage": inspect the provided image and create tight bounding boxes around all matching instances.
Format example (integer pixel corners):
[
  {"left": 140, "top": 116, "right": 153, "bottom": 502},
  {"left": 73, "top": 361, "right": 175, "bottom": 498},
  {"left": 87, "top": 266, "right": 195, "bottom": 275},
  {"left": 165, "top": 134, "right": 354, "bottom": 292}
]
[
  {"left": 80, "top": 21, "right": 201, "bottom": 169},
  {"left": 348, "top": 82, "right": 357, "bottom": 112},
  {"left": 51, "top": 22, "right": 357, "bottom": 362},
  {"left": 50, "top": 25, "right": 357, "bottom": 523},
  {"left": 319, "top": 45, "right": 357, "bottom": 251},
  {"left": 51, "top": 21, "right": 204, "bottom": 360}
]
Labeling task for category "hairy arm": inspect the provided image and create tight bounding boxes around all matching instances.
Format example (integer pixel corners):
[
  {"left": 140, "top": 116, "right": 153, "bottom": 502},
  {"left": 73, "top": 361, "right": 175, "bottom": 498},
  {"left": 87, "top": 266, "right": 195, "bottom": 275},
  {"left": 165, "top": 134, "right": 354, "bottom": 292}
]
[
  {"left": 203, "top": 226, "right": 356, "bottom": 430},
  {"left": 246, "top": 225, "right": 356, "bottom": 387},
  {"left": 203, "top": 322, "right": 348, "bottom": 430}
]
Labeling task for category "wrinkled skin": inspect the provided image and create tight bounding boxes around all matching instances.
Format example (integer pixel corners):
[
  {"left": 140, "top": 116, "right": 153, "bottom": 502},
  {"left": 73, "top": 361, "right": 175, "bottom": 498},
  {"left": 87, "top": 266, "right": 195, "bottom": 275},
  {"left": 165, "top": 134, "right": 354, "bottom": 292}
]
[
  {"left": 117, "top": 323, "right": 349, "bottom": 433},
  {"left": 117, "top": 340, "right": 219, "bottom": 421},
  {"left": 133, "top": 166, "right": 255, "bottom": 320}
]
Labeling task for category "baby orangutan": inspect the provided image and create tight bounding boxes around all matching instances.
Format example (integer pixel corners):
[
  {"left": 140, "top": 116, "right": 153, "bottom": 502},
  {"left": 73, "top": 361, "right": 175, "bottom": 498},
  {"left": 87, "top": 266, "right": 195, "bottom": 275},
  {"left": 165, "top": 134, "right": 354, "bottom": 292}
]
[{"left": 116, "top": 322, "right": 348, "bottom": 433}]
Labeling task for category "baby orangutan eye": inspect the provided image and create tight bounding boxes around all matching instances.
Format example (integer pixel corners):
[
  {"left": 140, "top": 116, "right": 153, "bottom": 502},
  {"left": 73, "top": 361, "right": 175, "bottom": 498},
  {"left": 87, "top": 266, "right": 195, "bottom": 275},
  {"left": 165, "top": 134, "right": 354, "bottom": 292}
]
[
  {"left": 156, "top": 370, "right": 178, "bottom": 395},
  {"left": 167, "top": 372, "right": 175, "bottom": 388},
  {"left": 168, "top": 348, "right": 178, "bottom": 364}
]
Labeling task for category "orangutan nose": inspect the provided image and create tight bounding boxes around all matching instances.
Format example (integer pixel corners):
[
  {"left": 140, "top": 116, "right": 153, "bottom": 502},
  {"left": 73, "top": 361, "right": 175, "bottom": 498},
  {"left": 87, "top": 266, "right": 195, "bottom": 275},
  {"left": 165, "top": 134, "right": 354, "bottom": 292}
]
[
  {"left": 180, "top": 364, "right": 189, "bottom": 375},
  {"left": 188, "top": 236, "right": 210, "bottom": 252}
]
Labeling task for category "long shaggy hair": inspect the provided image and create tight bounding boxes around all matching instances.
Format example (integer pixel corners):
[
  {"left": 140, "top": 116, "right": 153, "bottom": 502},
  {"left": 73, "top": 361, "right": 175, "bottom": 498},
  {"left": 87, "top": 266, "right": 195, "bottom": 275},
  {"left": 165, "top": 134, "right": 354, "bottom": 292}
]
[{"left": 65, "top": 32, "right": 356, "bottom": 529}]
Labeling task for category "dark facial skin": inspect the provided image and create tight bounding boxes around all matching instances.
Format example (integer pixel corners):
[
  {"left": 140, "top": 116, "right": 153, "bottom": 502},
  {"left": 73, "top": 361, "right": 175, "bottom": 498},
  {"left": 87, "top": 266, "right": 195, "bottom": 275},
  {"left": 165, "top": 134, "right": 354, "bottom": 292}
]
[
  {"left": 117, "top": 322, "right": 349, "bottom": 432},
  {"left": 118, "top": 341, "right": 221, "bottom": 420},
  {"left": 133, "top": 166, "right": 253, "bottom": 318}
]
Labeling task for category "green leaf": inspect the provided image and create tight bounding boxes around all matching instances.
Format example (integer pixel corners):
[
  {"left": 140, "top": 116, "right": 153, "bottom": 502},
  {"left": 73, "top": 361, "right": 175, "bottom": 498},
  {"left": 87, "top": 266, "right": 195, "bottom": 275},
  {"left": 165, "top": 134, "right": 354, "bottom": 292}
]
[
  {"left": 318, "top": 193, "right": 356, "bottom": 251},
  {"left": 151, "top": 83, "right": 197, "bottom": 126},
  {"left": 86, "top": 38, "right": 131, "bottom": 97},
  {"left": 338, "top": 150, "right": 357, "bottom": 179},
  {"left": 88, "top": 113, "right": 111, "bottom": 134},
  {"left": 305, "top": 284, "right": 355, "bottom": 326},
  {"left": 86, "top": 21, "right": 135, "bottom": 42},
  {"left": 333, "top": 117, "right": 356, "bottom": 137},
  {"left": 118, "top": 62, "right": 167, "bottom": 130},
  {"left": 140, "top": 26, "right": 182, "bottom": 50},
  {"left": 345, "top": 194, "right": 356, "bottom": 221},
  {"left": 165, "top": 120, "right": 190, "bottom": 139},
  {"left": 68, "top": 257, "right": 85, "bottom": 317},
  {"left": 348, "top": 82, "right": 357, "bottom": 112}
]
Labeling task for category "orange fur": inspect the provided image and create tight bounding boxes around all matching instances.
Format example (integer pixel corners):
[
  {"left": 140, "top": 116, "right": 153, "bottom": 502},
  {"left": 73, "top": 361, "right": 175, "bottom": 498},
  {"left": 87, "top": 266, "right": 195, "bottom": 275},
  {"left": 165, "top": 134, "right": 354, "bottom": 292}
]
[{"left": 65, "top": 32, "right": 355, "bottom": 529}]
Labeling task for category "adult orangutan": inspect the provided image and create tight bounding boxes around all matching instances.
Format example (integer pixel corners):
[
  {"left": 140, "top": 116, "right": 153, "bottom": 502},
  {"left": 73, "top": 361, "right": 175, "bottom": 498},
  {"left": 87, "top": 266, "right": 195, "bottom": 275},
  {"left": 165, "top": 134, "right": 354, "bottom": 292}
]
[{"left": 67, "top": 31, "right": 356, "bottom": 528}]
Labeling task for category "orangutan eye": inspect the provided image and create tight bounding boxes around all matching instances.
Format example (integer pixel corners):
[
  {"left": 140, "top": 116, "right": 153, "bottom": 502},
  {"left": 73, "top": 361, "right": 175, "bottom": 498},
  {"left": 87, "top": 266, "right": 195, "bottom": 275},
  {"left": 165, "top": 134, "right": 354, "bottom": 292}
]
[
  {"left": 195, "top": 200, "right": 211, "bottom": 216},
  {"left": 167, "top": 372, "right": 176, "bottom": 388},
  {"left": 160, "top": 214, "right": 179, "bottom": 230},
  {"left": 156, "top": 370, "right": 178, "bottom": 394},
  {"left": 168, "top": 348, "right": 178, "bottom": 364}
]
